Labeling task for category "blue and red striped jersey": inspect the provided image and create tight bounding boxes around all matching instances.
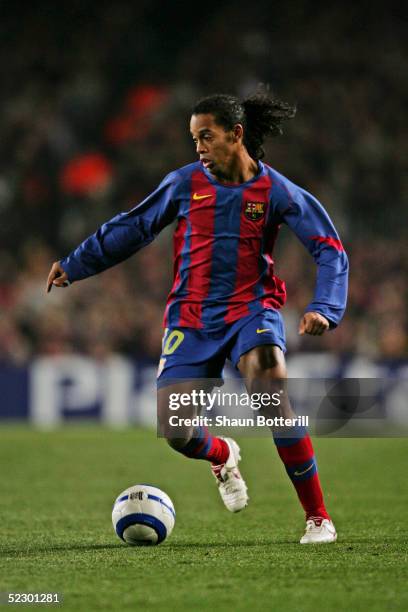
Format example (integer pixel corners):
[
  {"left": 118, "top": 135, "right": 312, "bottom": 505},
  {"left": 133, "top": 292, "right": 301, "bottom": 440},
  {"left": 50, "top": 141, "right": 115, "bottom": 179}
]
[{"left": 60, "top": 161, "right": 349, "bottom": 330}]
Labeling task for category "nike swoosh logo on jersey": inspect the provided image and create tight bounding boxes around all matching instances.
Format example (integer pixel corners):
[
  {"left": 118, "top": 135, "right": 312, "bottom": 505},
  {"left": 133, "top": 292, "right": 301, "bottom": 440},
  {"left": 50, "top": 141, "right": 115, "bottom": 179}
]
[
  {"left": 256, "top": 328, "right": 272, "bottom": 334},
  {"left": 294, "top": 463, "right": 314, "bottom": 477},
  {"left": 193, "top": 193, "right": 212, "bottom": 200}
]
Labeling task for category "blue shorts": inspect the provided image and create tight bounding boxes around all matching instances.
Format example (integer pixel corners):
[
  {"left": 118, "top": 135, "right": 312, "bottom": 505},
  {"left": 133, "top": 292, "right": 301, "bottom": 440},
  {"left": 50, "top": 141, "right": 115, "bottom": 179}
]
[{"left": 157, "top": 309, "right": 286, "bottom": 388}]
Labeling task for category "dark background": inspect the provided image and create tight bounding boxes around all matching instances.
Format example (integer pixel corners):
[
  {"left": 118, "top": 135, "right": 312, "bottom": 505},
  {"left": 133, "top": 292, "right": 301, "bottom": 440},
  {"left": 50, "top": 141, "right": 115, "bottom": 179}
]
[{"left": 0, "top": 1, "right": 406, "bottom": 363}]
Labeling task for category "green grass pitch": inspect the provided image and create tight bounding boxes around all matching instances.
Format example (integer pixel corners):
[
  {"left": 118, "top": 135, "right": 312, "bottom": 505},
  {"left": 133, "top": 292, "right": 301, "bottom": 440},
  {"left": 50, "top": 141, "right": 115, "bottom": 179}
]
[{"left": 0, "top": 427, "right": 407, "bottom": 611}]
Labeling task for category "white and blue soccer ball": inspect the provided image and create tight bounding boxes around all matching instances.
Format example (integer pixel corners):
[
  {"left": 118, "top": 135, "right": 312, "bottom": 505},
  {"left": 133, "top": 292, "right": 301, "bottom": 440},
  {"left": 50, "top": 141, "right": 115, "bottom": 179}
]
[{"left": 112, "top": 484, "right": 175, "bottom": 546}]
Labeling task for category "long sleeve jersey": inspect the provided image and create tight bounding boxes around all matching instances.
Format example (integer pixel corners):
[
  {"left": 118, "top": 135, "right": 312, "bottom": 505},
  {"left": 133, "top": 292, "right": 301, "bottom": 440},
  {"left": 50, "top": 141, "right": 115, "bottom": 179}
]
[{"left": 61, "top": 161, "right": 349, "bottom": 331}]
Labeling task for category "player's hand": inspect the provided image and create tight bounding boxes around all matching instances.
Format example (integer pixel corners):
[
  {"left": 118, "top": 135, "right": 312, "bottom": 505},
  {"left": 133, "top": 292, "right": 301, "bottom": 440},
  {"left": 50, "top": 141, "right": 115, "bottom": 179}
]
[
  {"left": 298, "top": 312, "right": 329, "bottom": 336},
  {"left": 46, "top": 261, "right": 70, "bottom": 293}
]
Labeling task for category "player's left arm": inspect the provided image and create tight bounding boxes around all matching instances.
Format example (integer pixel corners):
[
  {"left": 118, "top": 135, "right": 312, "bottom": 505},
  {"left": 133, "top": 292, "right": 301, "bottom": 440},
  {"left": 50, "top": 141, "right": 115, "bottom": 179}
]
[{"left": 274, "top": 183, "right": 349, "bottom": 335}]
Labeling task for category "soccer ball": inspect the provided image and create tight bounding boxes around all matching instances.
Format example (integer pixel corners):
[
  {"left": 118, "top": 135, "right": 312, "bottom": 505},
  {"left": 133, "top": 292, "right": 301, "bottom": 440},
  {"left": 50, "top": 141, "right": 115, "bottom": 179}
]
[{"left": 112, "top": 484, "right": 175, "bottom": 546}]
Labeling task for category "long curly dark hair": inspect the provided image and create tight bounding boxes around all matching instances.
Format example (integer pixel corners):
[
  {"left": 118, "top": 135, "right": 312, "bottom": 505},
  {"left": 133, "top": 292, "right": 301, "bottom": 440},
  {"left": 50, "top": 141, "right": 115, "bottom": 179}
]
[{"left": 192, "top": 89, "right": 296, "bottom": 160}]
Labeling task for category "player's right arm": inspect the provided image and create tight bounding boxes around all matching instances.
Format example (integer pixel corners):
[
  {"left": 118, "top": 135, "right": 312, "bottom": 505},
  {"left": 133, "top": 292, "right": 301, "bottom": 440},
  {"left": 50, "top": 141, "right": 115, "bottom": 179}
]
[{"left": 46, "top": 172, "right": 179, "bottom": 293}]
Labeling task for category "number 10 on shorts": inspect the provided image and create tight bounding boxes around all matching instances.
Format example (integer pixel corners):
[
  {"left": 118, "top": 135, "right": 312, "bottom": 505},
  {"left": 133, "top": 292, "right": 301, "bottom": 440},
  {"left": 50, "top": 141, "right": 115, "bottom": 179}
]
[
  {"left": 162, "top": 329, "right": 185, "bottom": 355},
  {"left": 157, "top": 329, "right": 185, "bottom": 377}
]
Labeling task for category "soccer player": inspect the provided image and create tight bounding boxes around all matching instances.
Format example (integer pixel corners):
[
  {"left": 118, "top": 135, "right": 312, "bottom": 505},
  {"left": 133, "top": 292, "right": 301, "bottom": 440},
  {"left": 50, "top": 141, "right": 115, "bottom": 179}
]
[{"left": 47, "top": 93, "right": 348, "bottom": 544}]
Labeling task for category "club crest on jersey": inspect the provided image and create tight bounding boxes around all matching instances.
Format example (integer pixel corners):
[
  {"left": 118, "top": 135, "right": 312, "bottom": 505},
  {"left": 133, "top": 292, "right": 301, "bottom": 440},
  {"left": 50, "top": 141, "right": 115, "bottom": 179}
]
[{"left": 244, "top": 201, "right": 265, "bottom": 221}]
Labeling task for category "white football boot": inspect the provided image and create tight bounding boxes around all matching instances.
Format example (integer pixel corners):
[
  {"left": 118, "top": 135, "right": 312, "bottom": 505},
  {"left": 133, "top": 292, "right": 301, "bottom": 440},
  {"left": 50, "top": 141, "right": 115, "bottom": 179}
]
[
  {"left": 300, "top": 517, "right": 337, "bottom": 544},
  {"left": 211, "top": 438, "right": 248, "bottom": 513}
]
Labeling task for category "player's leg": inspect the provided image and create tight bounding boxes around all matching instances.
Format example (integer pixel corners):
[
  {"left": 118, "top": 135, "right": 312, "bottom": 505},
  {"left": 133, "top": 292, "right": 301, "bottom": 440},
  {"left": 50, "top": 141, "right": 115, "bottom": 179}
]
[
  {"left": 157, "top": 379, "right": 230, "bottom": 464},
  {"left": 156, "top": 327, "right": 229, "bottom": 461},
  {"left": 235, "top": 336, "right": 336, "bottom": 542},
  {"left": 157, "top": 379, "right": 248, "bottom": 512},
  {"left": 156, "top": 324, "right": 248, "bottom": 512}
]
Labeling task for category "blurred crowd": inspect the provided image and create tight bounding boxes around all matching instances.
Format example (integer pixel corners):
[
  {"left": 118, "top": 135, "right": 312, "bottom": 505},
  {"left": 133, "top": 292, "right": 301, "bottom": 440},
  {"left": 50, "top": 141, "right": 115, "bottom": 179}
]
[{"left": 0, "top": 2, "right": 406, "bottom": 364}]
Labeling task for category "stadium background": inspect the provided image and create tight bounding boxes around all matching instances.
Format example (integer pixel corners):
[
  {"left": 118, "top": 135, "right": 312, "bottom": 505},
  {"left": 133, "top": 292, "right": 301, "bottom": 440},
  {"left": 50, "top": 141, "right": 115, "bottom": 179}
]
[{"left": 0, "top": 1, "right": 406, "bottom": 423}]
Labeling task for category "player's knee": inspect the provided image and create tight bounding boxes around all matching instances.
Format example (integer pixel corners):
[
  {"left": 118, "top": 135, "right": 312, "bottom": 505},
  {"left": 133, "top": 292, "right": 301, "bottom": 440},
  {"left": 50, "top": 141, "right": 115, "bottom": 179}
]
[
  {"left": 166, "top": 436, "right": 192, "bottom": 452},
  {"left": 158, "top": 419, "right": 193, "bottom": 449},
  {"left": 239, "top": 345, "right": 287, "bottom": 379}
]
